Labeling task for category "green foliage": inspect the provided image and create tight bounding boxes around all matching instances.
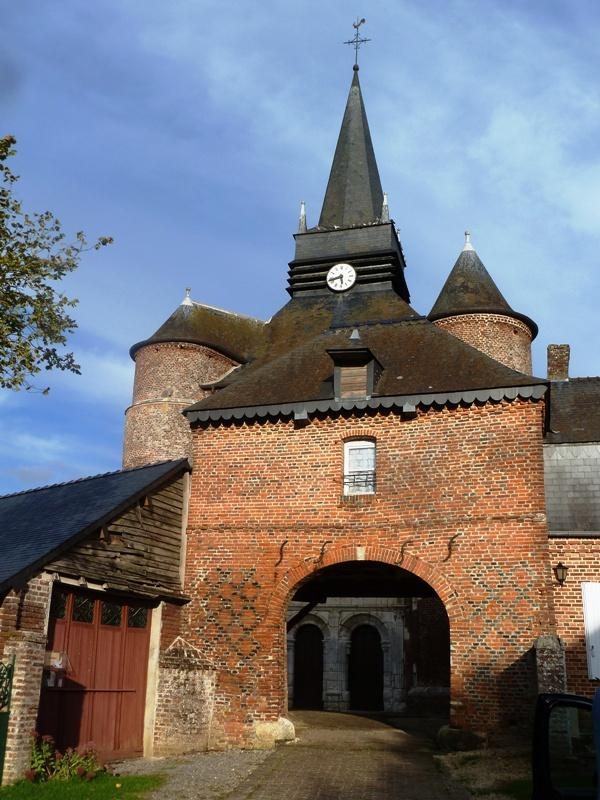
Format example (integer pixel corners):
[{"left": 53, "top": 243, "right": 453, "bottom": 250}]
[
  {"left": 0, "top": 134, "right": 112, "bottom": 392},
  {"left": 0, "top": 772, "right": 163, "bottom": 798},
  {"left": 27, "top": 733, "right": 102, "bottom": 783}
]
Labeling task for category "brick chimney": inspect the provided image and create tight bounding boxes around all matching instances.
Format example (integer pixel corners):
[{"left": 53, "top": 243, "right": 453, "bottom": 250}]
[{"left": 547, "top": 344, "right": 570, "bottom": 381}]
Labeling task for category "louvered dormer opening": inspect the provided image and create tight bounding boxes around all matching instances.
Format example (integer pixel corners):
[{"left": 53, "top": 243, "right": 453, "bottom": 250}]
[
  {"left": 340, "top": 364, "right": 368, "bottom": 399},
  {"left": 327, "top": 346, "right": 381, "bottom": 402}
]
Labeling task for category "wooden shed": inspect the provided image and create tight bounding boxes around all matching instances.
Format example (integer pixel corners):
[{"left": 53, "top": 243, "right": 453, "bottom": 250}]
[{"left": 0, "top": 459, "right": 192, "bottom": 782}]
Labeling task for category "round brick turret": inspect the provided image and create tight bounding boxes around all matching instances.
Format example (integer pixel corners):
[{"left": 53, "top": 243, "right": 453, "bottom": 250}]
[
  {"left": 123, "top": 341, "right": 235, "bottom": 468},
  {"left": 123, "top": 295, "right": 265, "bottom": 469},
  {"left": 429, "top": 234, "right": 537, "bottom": 375},
  {"left": 433, "top": 313, "right": 534, "bottom": 374}
]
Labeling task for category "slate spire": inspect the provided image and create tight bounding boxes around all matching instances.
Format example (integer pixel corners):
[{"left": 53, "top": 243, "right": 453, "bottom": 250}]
[{"left": 318, "top": 66, "right": 384, "bottom": 229}]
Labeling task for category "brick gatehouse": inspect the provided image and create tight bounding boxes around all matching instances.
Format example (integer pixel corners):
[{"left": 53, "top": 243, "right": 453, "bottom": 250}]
[
  {"left": 1, "top": 62, "right": 599, "bottom": 783},
  {"left": 122, "top": 64, "right": 576, "bottom": 748}
]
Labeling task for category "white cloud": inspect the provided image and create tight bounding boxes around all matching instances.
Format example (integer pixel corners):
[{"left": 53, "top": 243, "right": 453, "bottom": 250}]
[
  {"left": 0, "top": 414, "right": 120, "bottom": 495},
  {"left": 0, "top": 429, "right": 69, "bottom": 464}
]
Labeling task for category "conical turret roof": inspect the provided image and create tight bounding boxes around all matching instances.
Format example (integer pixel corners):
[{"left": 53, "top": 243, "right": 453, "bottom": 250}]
[
  {"left": 429, "top": 234, "right": 537, "bottom": 337},
  {"left": 318, "top": 66, "right": 384, "bottom": 229},
  {"left": 130, "top": 291, "right": 265, "bottom": 363}
]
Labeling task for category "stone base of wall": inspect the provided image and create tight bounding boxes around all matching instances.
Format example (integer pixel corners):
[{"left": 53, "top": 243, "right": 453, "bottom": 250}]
[
  {"left": 534, "top": 634, "right": 566, "bottom": 694},
  {"left": 153, "top": 637, "right": 217, "bottom": 755}
]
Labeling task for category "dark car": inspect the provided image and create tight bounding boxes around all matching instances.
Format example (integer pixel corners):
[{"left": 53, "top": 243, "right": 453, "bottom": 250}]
[{"left": 532, "top": 692, "right": 600, "bottom": 799}]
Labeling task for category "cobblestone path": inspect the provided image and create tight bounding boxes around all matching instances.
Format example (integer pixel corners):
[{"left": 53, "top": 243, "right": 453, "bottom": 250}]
[{"left": 116, "top": 711, "right": 469, "bottom": 800}]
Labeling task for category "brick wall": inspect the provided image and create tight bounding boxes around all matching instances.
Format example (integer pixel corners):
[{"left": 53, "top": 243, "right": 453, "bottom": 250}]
[
  {"left": 547, "top": 344, "right": 570, "bottom": 381},
  {"left": 159, "top": 601, "right": 184, "bottom": 651},
  {"left": 548, "top": 537, "right": 600, "bottom": 697},
  {"left": 0, "top": 575, "right": 52, "bottom": 784},
  {"left": 183, "top": 398, "right": 552, "bottom": 743},
  {"left": 123, "top": 342, "right": 235, "bottom": 468},
  {"left": 151, "top": 602, "right": 221, "bottom": 755},
  {"left": 433, "top": 314, "right": 533, "bottom": 374},
  {"left": 0, "top": 594, "right": 20, "bottom": 660},
  {"left": 406, "top": 597, "right": 450, "bottom": 688}
]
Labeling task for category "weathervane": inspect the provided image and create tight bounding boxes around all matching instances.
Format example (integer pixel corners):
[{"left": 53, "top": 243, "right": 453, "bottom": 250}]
[{"left": 344, "top": 17, "right": 370, "bottom": 67}]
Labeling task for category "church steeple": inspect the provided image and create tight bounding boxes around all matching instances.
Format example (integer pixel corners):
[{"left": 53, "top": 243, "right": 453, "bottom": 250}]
[
  {"left": 288, "top": 66, "right": 410, "bottom": 302},
  {"left": 318, "top": 66, "right": 384, "bottom": 229}
]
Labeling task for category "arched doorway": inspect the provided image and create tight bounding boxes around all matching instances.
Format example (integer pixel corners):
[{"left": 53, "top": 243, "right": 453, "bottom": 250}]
[
  {"left": 293, "top": 624, "right": 324, "bottom": 709},
  {"left": 348, "top": 624, "right": 383, "bottom": 711},
  {"left": 285, "top": 559, "right": 450, "bottom": 716}
]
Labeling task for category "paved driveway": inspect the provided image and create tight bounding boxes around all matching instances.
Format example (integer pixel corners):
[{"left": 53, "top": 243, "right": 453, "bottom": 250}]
[{"left": 116, "top": 711, "right": 469, "bottom": 800}]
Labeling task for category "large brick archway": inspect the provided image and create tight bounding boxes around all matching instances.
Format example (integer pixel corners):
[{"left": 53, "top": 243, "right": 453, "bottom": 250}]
[
  {"left": 268, "top": 544, "right": 462, "bottom": 622},
  {"left": 269, "top": 546, "right": 460, "bottom": 721}
]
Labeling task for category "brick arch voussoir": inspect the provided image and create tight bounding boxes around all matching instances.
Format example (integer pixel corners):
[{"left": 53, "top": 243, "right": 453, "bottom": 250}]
[
  {"left": 267, "top": 544, "right": 463, "bottom": 627},
  {"left": 339, "top": 426, "right": 379, "bottom": 442}
]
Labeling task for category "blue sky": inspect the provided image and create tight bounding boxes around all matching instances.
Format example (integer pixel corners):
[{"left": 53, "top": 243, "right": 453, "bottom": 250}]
[{"left": 1, "top": 0, "right": 599, "bottom": 494}]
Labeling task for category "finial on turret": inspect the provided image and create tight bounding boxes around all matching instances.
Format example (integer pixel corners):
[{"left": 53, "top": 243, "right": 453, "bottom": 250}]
[
  {"left": 298, "top": 201, "right": 307, "bottom": 233},
  {"left": 344, "top": 17, "right": 370, "bottom": 68},
  {"left": 463, "top": 231, "right": 475, "bottom": 252},
  {"left": 381, "top": 192, "right": 389, "bottom": 222},
  {"left": 181, "top": 287, "right": 193, "bottom": 306}
]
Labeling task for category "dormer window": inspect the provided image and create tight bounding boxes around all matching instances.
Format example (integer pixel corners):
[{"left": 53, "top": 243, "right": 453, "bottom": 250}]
[
  {"left": 340, "top": 364, "right": 368, "bottom": 399},
  {"left": 344, "top": 439, "right": 376, "bottom": 495},
  {"left": 327, "top": 346, "right": 381, "bottom": 401}
]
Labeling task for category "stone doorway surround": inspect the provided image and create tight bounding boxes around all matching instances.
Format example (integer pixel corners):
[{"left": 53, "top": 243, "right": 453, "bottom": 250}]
[{"left": 287, "top": 598, "right": 405, "bottom": 712}]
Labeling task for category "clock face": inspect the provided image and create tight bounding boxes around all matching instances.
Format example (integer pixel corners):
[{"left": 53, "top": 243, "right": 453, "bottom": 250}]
[{"left": 326, "top": 263, "right": 356, "bottom": 292}]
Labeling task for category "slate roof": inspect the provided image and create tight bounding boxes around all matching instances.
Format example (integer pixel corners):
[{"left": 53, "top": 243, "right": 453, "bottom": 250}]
[
  {"left": 130, "top": 300, "right": 265, "bottom": 363},
  {"left": 429, "top": 240, "right": 538, "bottom": 338},
  {"left": 185, "top": 288, "right": 547, "bottom": 423},
  {"left": 546, "top": 378, "right": 600, "bottom": 444},
  {"left": 0, "top": 459, "right": 190, "bottom": 594},
  {"left": 318, "top": 66, "right": 384, "bottom": 229}
]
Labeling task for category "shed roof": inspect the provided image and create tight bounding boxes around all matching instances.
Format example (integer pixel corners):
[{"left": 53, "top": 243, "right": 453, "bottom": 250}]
[{"left": 0, "top": 459, "right": 190, "bottom": 594}]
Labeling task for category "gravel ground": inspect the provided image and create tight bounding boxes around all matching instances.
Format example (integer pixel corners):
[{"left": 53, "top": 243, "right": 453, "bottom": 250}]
[{"left": 111, "top": 749, "right": 273, "bottom": 799}]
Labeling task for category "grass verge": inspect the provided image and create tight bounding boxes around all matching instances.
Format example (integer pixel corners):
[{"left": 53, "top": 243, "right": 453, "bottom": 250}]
[{"left": 0, "top": 773, "right": 164, "bottom": 799}]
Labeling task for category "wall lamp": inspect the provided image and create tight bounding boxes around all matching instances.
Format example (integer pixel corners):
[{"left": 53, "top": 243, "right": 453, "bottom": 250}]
[{"left": 553, "top": 562, "right": 569, "bottom": 586}]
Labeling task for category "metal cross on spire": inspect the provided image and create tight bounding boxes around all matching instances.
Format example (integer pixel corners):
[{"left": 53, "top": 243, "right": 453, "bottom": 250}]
[{"left": 344, "top": 17, "right": 370, "bottom": 67}]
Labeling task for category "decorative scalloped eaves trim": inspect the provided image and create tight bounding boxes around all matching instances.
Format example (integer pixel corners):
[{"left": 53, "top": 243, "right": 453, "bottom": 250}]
[{"left": 186, "top": 384, "right": 547, "bottom": 425}]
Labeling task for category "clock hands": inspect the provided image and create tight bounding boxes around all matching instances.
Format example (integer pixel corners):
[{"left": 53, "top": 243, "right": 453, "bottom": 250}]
[{"left": 326, "top": 263, "right": 356, "bottom": 292}]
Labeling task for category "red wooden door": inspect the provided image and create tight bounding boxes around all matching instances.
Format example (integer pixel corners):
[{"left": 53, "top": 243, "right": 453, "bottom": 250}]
[{"left": 38, "top": 588, "right": 151, "bottom": 759}]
